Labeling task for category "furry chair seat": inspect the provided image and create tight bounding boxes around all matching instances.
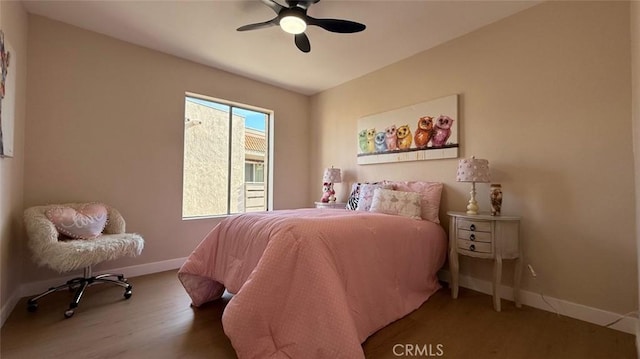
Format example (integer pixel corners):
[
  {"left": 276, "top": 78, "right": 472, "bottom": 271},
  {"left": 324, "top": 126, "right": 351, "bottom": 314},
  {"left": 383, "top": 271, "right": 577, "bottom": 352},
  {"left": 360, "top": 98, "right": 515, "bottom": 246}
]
[
  {"left": 24, "top": 203, "right": 144, "bottom": 272},
  {"left": 23, "top": 203, "right": 144, "bottom": 318}
]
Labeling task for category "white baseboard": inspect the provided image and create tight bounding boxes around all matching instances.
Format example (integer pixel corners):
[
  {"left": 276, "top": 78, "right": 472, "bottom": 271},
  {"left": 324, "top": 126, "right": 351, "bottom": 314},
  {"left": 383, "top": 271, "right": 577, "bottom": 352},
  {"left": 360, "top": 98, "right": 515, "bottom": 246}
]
[
  {"left": 438, "top": 270, "right": 638, "bottom": 335},
  {"left": 1, "top": 289, "right": 22, "bottom": 329},
  {"left": 19, "top": 256, "right": 188, "bottom": 297},
  {"left": 100, "top": 257, "right": 188, "bottom": 282},
  {"left": 636, "top": 320, "right": 640, "bottom": 357},
  {"left": 0, "top": 257, "right": 187, "bottom": 328}
]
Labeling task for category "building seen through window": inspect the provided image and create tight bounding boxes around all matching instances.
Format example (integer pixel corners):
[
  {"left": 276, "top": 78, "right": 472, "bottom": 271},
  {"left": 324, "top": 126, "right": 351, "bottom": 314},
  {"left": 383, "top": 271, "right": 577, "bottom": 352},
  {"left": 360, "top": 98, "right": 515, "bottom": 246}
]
[{"left": 182, "top": 95, "right": 270, "bottom": 218}]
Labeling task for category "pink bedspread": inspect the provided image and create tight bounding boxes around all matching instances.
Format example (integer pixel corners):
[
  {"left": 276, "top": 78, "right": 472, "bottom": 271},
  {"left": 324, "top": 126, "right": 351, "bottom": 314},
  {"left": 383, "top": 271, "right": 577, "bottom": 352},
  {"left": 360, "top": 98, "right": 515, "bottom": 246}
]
[{"left": 178, "top": 208, "right": 447, "bottom": 358}]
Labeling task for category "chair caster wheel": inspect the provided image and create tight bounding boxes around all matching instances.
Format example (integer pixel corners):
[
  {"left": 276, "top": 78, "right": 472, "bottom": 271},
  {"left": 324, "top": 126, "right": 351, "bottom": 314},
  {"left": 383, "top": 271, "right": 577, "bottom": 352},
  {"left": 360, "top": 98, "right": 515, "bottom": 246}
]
[
  {"left": 27, "top": 301, "right": 38, "bottom": 312},
  {"left": 124, "top": 285, "right": 132, "bottom": 299},
  {"left": 64, "top": 309, "right": 75, "bottom": 318}
]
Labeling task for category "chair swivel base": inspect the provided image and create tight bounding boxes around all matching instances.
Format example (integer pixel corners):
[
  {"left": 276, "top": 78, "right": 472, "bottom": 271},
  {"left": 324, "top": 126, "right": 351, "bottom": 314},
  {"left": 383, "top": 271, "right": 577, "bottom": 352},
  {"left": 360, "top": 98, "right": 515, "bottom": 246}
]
[{"left": 27, "top": 266, "right": 133, "bottom": 318}]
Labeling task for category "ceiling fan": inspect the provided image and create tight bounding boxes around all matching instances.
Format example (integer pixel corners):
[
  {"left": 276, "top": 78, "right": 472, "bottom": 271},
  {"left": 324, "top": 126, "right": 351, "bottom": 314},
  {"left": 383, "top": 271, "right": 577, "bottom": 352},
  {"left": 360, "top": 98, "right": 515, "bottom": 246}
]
[{"left": 237, "top": 0, "right": 366, "bottom": 53}]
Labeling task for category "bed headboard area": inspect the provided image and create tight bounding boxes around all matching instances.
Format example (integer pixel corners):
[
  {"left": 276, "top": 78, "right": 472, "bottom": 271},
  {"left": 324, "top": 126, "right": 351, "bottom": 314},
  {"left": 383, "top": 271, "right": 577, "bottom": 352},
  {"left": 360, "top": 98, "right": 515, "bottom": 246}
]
[{"left": 344, "top": 180, "right": 443, "bottom": 223}]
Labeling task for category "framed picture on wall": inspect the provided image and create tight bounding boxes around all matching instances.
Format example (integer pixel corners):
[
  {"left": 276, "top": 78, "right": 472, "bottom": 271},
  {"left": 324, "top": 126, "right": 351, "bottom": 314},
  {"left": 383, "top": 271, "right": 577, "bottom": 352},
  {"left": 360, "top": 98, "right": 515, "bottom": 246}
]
[
  {"left": 356, "top": 94, "right": 459, "bottom": 165},
  {"left": 1, "top": 30, "right": 15, "bottom": 158}
]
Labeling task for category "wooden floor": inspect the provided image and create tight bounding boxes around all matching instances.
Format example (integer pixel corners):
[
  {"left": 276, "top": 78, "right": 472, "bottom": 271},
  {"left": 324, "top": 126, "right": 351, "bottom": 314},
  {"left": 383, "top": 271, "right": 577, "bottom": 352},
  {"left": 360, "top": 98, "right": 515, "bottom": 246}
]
[{"left": 1, "top": 270, "right": 635, "bottom": 358}]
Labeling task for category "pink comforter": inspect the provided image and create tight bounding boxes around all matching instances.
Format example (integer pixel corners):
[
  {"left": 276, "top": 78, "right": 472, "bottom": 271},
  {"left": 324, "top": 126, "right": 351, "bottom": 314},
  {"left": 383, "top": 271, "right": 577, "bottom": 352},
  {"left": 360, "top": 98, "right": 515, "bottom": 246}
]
[{"left": 178, "top": 209, "right": 447, "bottom": 358}]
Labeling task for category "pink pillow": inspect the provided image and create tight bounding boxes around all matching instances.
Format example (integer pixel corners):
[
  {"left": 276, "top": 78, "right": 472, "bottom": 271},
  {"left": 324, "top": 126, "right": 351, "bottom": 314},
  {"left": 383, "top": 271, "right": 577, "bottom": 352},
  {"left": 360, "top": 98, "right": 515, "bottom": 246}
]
[
  {"left": 46, "top": 203, "right": 108, "bottom": 239},
  {"left": 389, "top": 181, "right": 443, "bottom": 223}
]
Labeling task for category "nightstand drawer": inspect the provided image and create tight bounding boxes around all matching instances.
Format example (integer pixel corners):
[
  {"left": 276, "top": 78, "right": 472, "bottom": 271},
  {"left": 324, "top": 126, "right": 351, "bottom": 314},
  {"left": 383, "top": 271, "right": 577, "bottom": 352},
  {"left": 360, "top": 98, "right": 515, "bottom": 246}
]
[
  {"left": 458, "top": 229, "right": 491, "bottom": 243},
  {"left": 457, "top": 239, "right": 492, "bottom": 254},
  {"left": 457, "top": 219, "right": 491, "bottom": 232}
]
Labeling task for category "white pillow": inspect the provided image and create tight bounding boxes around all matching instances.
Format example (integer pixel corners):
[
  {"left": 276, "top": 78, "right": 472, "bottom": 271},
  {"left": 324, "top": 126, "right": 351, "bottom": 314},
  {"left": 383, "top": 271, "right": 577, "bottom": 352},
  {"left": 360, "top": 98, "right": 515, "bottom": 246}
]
[
  {"left": 45, "top": 202, "right": 108, "bottom": 239},
  {"left": 388, "top": 181, "right": 443, "bottom": 223},
  {"left": 369, "top": 188, "right": 422, "bottom": 220},
  {"left": 356, "top": 183, "right": 393, "bottom": 212}
]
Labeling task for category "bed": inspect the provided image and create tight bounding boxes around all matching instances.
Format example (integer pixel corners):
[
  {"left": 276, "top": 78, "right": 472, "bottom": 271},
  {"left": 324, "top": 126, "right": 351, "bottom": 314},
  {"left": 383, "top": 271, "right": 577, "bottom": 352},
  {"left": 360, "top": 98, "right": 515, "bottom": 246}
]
[{"left": 179, "top": 199, "right": 447, "bottom": 358}]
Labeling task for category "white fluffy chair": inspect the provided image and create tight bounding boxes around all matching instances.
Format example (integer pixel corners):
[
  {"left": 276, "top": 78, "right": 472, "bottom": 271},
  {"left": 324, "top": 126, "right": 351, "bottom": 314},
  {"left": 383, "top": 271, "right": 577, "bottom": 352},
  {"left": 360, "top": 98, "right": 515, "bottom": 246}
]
[{"left": 24, "top": 203, "right": 144, "bottom": 318}]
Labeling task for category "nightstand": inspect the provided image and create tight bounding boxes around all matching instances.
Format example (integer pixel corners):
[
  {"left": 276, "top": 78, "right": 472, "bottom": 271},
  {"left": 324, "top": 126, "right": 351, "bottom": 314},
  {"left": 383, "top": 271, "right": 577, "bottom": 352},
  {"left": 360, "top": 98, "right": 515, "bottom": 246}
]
[
  {"left": 447, "top": 211, "right": 522, "bottom": 312},
  {"left": 314, "top": 201, "right": 346, "bottom": 209}
]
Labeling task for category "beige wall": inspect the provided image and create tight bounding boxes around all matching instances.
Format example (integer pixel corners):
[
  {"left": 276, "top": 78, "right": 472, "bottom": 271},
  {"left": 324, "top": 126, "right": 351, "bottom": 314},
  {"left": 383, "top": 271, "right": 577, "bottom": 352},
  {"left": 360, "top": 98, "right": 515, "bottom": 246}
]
[
  {"left": 0, "top": 1, "right": 27, "bottom": 314},
  {"left": 23, "top": 16, "right": 310, "bottom": 282},
  {"left": 311, "top": 1, "right": 636, "bottom": 314}
]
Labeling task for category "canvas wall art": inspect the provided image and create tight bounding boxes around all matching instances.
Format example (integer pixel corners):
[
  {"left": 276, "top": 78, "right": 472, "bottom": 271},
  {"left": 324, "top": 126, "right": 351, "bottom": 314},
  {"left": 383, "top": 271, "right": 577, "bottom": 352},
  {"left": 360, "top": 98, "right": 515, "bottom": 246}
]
[
  {"left": 357, "top": 94, "right": 458, "bottom": 165},
  {"left": 0, "top": 30, "right": 15, "bottom": 158}
]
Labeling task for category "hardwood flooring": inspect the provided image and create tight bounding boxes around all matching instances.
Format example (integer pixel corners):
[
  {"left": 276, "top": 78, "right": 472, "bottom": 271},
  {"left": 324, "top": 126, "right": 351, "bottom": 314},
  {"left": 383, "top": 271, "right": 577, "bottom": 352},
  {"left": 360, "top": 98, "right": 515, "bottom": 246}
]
[{"left": 1, "top": 270, "right": 635, "bottom": 358}]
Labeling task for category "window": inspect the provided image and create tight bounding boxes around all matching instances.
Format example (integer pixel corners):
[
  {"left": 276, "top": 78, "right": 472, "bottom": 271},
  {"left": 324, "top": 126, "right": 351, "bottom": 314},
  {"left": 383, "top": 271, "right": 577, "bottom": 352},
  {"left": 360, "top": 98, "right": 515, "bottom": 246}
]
[
  {"left": 182, "top": 94, "right": 270, "bottom": 218},
  {"left": 245, "top": 162, "right": 264, "bottom": 183}
]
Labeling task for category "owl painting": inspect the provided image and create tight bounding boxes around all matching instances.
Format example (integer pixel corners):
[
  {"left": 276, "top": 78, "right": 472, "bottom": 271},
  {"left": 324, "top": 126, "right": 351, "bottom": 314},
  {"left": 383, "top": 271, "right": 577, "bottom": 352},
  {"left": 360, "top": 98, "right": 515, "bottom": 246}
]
[
  {"left": 396, "top": 125, "right": 412, "bottom": 150},
  {"left": 414, "top": 116, "right": 434, "bottom": 149},
  {"left": 385, "top": 125, "right": 398, "bottom": 151},
  {"left": 358, "top": 129, "right": 368, "bottom": 153},
  {"left": 366, "top": 128, "right": 376, "bottom": 153},
  {"left": 374, "top": 132, "right": 387, "bottom": 152},
  {"left": 432, "top": 115, "right": 454, "bottom": 147}
]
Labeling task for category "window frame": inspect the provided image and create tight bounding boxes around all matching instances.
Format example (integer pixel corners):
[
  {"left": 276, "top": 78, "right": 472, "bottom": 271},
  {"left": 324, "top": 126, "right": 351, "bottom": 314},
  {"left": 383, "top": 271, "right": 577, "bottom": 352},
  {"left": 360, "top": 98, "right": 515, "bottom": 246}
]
[{"left": 182, "top": 92, "right": 273, "bottom": 219}]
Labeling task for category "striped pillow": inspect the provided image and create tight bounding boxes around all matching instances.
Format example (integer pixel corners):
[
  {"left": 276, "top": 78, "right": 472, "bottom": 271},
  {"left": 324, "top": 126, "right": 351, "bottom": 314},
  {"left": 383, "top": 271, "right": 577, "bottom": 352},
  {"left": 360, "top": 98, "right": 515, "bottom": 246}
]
[{"left": 345, "top": 183, "right": 363, "bottom": 210}]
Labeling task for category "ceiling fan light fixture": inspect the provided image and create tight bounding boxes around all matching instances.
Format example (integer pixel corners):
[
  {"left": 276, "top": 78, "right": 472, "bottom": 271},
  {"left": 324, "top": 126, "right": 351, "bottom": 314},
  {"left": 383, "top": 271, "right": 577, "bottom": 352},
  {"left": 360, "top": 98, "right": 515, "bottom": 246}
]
[
  {"left": 280, "top": 15, "right": 307, "bottom": 34},
  {"left": 237, "top": 0, "right": 366, "bottom": 53}
]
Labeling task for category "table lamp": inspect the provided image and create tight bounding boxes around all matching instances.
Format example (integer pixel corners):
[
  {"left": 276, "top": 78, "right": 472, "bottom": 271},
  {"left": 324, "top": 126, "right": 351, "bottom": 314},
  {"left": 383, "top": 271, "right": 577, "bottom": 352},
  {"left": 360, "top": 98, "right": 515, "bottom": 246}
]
[
  {"left": 456, "top": 157, "right": 490, "bottom": 215},
  {"left": 322, "top": 167, "right": 342, "bottom": 203}
]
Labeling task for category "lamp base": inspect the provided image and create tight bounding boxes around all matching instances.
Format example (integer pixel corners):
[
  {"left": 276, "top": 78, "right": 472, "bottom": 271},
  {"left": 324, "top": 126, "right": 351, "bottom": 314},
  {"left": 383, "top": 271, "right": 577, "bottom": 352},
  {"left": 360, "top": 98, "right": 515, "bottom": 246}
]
[
  {"left": 466, "top": 183, "right": 479, "bottom": 215},
  {"left": 466, "top": 200, "right": 479, "bottom": 215}
]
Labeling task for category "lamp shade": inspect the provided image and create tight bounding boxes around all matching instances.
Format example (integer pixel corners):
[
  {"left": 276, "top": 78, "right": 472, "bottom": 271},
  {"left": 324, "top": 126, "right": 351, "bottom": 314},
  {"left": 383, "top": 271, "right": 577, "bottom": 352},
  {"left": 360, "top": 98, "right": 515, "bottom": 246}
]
[
  {"left": 456, "top": 157, "right": 490, "bottom": 183},
  {"left": 322, "top": 167, "right": 342, "bottom": 183}
]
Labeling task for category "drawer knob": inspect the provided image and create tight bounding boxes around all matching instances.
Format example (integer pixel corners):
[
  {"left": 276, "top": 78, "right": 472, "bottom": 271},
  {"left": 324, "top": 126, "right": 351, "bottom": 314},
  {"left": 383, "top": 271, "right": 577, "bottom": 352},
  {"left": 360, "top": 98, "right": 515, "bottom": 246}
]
[
  {"left": 470, "top": 234, "right": 476, "bottom": 241},
  {"left": 470, "top": 224, "right": 476, "bottom": 231},
  {"left": 469, "top": 244, "right": 476, "bottom": 251}
]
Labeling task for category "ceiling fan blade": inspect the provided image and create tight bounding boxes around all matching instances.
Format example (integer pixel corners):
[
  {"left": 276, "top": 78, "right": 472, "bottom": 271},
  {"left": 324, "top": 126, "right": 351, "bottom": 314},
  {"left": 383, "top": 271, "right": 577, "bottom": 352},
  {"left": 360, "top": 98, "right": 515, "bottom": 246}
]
[
  {"left": 306, "top": 17, "right": 366, "bottom": 33},
  {"left": 294, "top": 33, "right": 311, "bottom": 53},
  {"left": 260, "top": 0, "right": 285, "bottom": 14},
  {"left": 286, "top": 0, "right": 320, "bottom": 10},
  {"left": 237, "top": 18, "right": 278, "bottom": 32}
]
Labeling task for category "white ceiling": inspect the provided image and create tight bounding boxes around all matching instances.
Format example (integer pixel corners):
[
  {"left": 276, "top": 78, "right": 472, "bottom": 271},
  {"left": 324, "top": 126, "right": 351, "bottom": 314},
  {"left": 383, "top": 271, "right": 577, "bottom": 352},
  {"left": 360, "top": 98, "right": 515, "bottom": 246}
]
[{"left": 22, "top": 0, "right": 540, "bottom": 95}]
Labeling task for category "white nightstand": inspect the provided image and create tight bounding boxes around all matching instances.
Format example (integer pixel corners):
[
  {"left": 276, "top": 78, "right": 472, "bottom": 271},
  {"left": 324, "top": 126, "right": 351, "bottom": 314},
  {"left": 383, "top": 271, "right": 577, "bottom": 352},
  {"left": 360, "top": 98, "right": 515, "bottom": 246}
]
[
  {"left": 314, "top": 201, "right": 346, "bottom": 209},
  {"left": 447, "top": 211, "right": 522, "bottom": 312}
]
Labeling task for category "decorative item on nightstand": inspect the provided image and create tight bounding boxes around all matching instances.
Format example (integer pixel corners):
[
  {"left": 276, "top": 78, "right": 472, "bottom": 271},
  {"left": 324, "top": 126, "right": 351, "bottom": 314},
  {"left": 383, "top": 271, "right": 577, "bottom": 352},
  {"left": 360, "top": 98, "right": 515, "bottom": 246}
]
[
  {"left": 456, "top": 156, "right": 490, "bottom": 215},
  {"left": 321, "top": 166, "right": 342, "bottom": 203},
  {"left": 490, "top": 184, "right": 503, "bottom": 216}
]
